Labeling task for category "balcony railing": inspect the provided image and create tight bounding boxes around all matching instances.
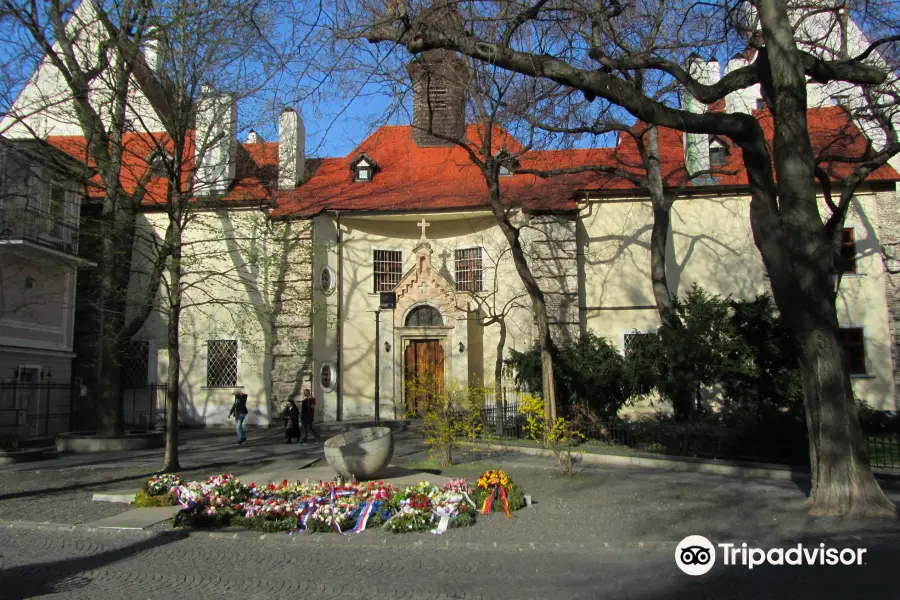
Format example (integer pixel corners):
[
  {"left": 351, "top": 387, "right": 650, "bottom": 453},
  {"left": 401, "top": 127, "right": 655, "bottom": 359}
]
[{"left": 0, "top": 203, "right": 79, "bottom": 255}]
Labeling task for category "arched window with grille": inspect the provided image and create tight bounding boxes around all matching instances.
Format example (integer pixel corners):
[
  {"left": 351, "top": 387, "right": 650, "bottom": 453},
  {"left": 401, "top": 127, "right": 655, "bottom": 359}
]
[{"left": 405, "top": 305, "right": 443, "bottom": 327}]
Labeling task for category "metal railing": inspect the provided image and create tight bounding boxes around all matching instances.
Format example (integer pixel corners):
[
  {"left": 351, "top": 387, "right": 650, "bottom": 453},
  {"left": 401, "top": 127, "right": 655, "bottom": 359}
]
[
  {"left": 440, "top": 400, "right": 900, "bottom": 470},
  {"left": 0, "top": 203, "right": 79, "bottom": 255},
  {"left": 0, "top": 382, "right": 167, "bottom": 438}
]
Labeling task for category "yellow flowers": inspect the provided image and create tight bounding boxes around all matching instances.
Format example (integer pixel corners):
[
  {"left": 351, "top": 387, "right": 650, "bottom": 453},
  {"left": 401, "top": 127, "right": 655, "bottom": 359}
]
[{"left": 477, "top": 469, "right": 512, "bottom": 489}]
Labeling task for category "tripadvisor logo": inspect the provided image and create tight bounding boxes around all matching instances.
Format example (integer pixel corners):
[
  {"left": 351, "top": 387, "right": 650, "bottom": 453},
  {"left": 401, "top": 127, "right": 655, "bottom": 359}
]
[{"left": 675, "top": 536, "right": 867, "bottom": 576}]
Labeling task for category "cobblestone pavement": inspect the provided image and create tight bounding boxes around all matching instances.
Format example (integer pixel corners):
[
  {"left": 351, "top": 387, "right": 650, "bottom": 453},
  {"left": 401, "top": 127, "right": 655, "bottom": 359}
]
[
  {"left": 1, "top": 525, "right": 898, "bottom": 599},
  {"left": 0, "top": 429, "right": 426, "bottom": 524}
]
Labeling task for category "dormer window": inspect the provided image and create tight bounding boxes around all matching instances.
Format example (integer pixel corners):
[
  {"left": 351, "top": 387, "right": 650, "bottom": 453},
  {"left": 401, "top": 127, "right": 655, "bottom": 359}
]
[
  {"left": 148, "top": 150, "right": 171, "bottom": 179},
  {"left": 351, "top": 153, "right": 378, "bottom": 183},
  {"left": 709, "top": 136, "right": 728, "bottom": 168},
  {"left": 495, "top": 149, "right": 517, "bottom": 177}
]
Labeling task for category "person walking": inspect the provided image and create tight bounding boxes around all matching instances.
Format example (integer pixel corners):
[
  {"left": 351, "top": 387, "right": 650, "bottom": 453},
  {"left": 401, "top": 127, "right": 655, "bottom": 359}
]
[
  {"left": 282, "top": 399, "right": 300, "bottom": 444},
  {"left": 299, "top": 388, "right": 320, "bottom": 444},
  {"left": 228, "top": 390, "right": 249, "bottom": 445}
]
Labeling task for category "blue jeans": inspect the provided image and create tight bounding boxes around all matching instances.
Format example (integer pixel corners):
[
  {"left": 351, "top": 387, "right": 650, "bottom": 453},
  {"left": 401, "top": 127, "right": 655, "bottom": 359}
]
[{"left": 235, "top": 414, "right": 247, "bottom": 443}]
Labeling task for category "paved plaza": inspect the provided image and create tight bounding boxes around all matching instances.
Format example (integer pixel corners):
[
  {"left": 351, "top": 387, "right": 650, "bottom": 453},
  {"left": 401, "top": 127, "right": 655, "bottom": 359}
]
[{"left": 1, "top": 429, "right": 900, "bottom": 599}]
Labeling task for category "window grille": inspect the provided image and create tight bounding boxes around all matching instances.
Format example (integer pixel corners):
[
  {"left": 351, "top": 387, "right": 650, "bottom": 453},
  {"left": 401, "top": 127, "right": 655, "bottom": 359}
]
[
  {"left": 122, "top": 341, "right": 150, "bottom": 387},
  {"left": 840, "top": 328, "right": 866, "bottom": 375},
  {"left": 405, "top": 305, "right": 443, "bottom": 327},
  {"left": 373, "top": 250, "right": 402, "bottom": 292},
  {"left": 454, "top": 247, "right": 483, "bottom": 292},
  {"left": 207, "top": 339, "right": 238, "bottom": 387}
]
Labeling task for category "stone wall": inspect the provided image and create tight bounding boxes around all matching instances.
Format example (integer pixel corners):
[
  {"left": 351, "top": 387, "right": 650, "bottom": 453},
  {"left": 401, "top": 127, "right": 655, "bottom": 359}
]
[
  {"left": 521, "top": 213, "right": 580, "bottom": 346},
  {"left": 268, "top": 219, "right": 314, "bottom": 411}
]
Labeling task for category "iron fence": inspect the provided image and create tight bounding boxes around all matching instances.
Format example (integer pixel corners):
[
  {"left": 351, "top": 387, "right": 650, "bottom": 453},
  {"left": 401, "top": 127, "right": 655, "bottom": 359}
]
[
  {"left": 0, "top": 381, "right": 167, "bottom": 439},
  {"left": 442, "top": 399, "right": 900, "bottom": 470}
]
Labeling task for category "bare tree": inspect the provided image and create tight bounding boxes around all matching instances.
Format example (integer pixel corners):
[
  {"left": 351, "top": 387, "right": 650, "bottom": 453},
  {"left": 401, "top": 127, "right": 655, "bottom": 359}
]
[{"left": 354, "top": 0, "right": 900, "bottom": 516}]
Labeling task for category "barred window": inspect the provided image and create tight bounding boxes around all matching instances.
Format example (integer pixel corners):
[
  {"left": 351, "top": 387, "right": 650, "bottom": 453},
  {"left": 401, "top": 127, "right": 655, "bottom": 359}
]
[
  {"left": 373, "top": 250, "right": 402, "bottom": 292},
  {"left": 207, "top": 339, "right": 238, "bottom": 388},
  {"left": 840, "top": 328, "right": 866, "bottom": 375},
  {"left": 838, "top": 228, "right": 857, "bottom": 274},
  {"left": 405, "top": 305, "right": 443, "bottom": 327},
  {"left": 320, "top": 363, "right": 336, "bottom": 391},
  {"left": 454, "top": 247, "right": 483, "bottom": 292},
  {"left": 122, "top": 340, "right": 150, "bottom": 387},
  {"left": 624, "top": 331, "right": 655, "bottom": 354}
]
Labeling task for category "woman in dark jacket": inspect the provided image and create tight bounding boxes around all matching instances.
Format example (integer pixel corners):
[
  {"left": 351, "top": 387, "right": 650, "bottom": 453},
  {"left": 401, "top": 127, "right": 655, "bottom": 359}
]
[{"left": 282, "top": 399, "right": 300, "bottom": 444}]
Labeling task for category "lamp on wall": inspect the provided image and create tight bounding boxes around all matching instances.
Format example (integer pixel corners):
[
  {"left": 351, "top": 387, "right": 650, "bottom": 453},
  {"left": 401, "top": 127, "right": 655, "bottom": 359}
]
[
  {"left": 42, "top": 366, "right": 51, "bottom": 379},
  {"left": 458, "top": 341, "right": 465, "bottom": 353},
  {"left": 384, "top": 341, "right": 391, "bottom": 353}
]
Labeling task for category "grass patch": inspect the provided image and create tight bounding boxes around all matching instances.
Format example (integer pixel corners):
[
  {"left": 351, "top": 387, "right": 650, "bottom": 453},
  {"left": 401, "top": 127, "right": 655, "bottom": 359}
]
[{"left": 134, "top": 489, "right": 179, "bottom": 507}]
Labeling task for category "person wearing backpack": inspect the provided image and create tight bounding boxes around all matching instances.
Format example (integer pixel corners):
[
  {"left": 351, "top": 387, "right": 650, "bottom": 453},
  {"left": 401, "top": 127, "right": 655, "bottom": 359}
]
[{"left": 228, "top": 390, "right": 249, "bottom": 445}]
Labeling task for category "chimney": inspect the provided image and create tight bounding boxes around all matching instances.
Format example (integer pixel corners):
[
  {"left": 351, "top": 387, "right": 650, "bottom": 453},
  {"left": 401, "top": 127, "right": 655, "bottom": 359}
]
[
  {"left": 278, "top": 106, "right": 305, "bottom": 190},
  {"left": 681, "top": 56, "right": 720, "bottom": 177},
  {"left": 725, "top": 54, "right": 754, "bottom": 114},
  {"left": 144, "top": 24, "right": 167, "bottom": 77},
  {"left": 406, "top": 50, "right": 469, "bottom": 147},
  {"left": 194, "top": 84, "right": 237, "bottom": 196}
]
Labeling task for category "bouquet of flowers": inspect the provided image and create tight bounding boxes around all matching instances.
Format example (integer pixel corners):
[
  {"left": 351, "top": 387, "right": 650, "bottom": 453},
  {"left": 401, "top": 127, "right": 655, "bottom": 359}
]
[
  {"left": 145, "top": 473, "right": 181, "bottom": 496},
  {"left": 384, "top": 492, "right": 434, "bottom": 533},
  {"left": 474, "top": 469, "right": 524, "bottom": 517}
]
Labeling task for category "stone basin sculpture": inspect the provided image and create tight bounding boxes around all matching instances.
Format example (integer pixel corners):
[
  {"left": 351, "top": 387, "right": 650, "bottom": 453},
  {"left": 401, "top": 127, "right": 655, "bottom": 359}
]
[{"left": 324, "top": 426, "right": 394, "bottom": 480}]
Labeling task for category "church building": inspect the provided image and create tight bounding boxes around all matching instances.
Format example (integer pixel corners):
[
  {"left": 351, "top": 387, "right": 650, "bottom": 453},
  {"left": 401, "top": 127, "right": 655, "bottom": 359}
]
[{"left": 1, "top": 2, "right": 898, "bottom": 430}]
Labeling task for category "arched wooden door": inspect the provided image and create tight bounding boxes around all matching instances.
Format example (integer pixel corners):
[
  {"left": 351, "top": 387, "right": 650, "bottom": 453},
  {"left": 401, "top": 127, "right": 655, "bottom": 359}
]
[{"left": 404, "top": 340, "right": 444, "bottom": 414}]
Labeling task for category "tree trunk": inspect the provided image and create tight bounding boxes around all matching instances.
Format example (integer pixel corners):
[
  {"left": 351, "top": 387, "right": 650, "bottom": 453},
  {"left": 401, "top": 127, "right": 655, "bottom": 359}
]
[
  {"left": 494, "top": 319, "right": 506, "bottom": 435},
  {"left": 94, "top": 195, "right": 139, "bottom": 436},
  {"left": 643, "top": 126, "right": 692, "bottom": 421},
  {"left": 161, "top": 208, "right": 182, "bottom": 473},
  {"left": 485, "top": 178, "right": 558, "bottom": 420},
  {"left": 746, "top": 0, "right": 896, "bottom": 517}
]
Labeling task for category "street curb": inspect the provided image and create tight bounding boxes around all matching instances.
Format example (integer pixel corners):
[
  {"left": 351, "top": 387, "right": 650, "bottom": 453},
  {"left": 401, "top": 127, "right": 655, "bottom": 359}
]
[{"left": 479, "top": 443, "right": 900, "bottom": 488}]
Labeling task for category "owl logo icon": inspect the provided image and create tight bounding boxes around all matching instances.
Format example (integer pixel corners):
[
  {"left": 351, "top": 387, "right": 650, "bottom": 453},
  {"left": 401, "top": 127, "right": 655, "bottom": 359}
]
[{"left": 675, "top": 535, "right": 716, "bottom": 576}]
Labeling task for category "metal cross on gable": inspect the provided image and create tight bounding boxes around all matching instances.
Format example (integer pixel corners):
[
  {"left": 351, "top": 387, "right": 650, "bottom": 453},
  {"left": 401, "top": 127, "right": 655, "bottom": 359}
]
[{"left": 417, "top": 218, "right": 430, "bottom": 240}]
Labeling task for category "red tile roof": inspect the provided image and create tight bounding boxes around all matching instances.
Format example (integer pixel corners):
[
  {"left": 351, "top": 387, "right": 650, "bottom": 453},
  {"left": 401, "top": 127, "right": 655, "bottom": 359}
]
[
  {"left": 42, "top": 107, "right": 898, "bottom": 217},
  {"left": 45, "top": 132, "right": 273, "bottom": 206}
]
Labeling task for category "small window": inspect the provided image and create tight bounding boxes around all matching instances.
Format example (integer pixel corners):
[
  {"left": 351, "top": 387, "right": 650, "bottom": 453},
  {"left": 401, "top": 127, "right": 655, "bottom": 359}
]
[
  {"left": 454, "top": 247, "right": 484, "bottom": 292},
  {"left": 838, "top": 228, "right": 857, "bottom": 274},
  {"left": 840, "top": 328, "right": 866, "bottom": 375},
  {"left": 495, "top": 149, "right": 516, "bottom": 177},
  {"left": 206, "top": 339, "right": 238, "bottom": 387},
  {"left": 351, "top": 153, "right": 378, "bottom": 183},
  {"left": 123, "top": 340, "right": 150, "bottom": 387},
  {"left": 709, "top": 137, "right": 728, "bottom": 167},
  {"left": 405, "top": 305, "right": 443, "bottom": 327},
  {"left": 320, "top": 266, "right": 335, "bottom": 293},
  {"left": 320, "top": 363, "right": 336, "bottom": 392},
  {"left": 149, "top": 152, "right": 169, "bottom": 179},
  {"left": 755, "top": 98, "right": 766, "bottom": 110},
  {"left": 623, "top": 331, "right": 656, "bottom": 354},
  {"left": 833, "top": 95, "right": 850, "bottom": 107},
  {"left": 373, "top": 250, "right": 402, "bottom": 292}
]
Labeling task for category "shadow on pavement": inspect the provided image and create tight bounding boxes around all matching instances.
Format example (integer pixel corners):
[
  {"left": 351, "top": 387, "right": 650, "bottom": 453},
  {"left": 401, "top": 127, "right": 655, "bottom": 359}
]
[{"left": 0, "top": 533, "right": 185, "bottom": 599}]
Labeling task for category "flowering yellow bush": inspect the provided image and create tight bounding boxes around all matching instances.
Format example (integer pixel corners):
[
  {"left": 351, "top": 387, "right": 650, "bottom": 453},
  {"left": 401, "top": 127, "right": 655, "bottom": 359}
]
[
  {"left": 413, "top": 380, "right": 492, "bottom": 467},
  {"left": 518, "top": 394, "right": 585, "bottom": 475}
]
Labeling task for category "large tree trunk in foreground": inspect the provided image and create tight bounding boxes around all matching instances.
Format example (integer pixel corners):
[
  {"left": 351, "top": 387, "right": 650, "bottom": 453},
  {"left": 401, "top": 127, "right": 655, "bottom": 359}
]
[
  {"left": 94, "top": 194, "right": 139, "bottom": 436},
  {"left": 746, "top": 0, "right": 896, "bottom": 517}
]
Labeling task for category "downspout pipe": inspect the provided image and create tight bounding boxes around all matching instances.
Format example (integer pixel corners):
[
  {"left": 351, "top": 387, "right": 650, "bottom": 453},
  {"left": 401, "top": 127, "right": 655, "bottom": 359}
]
[{"left": 335, "top": 210, "right": 343, "bottom": 422}]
